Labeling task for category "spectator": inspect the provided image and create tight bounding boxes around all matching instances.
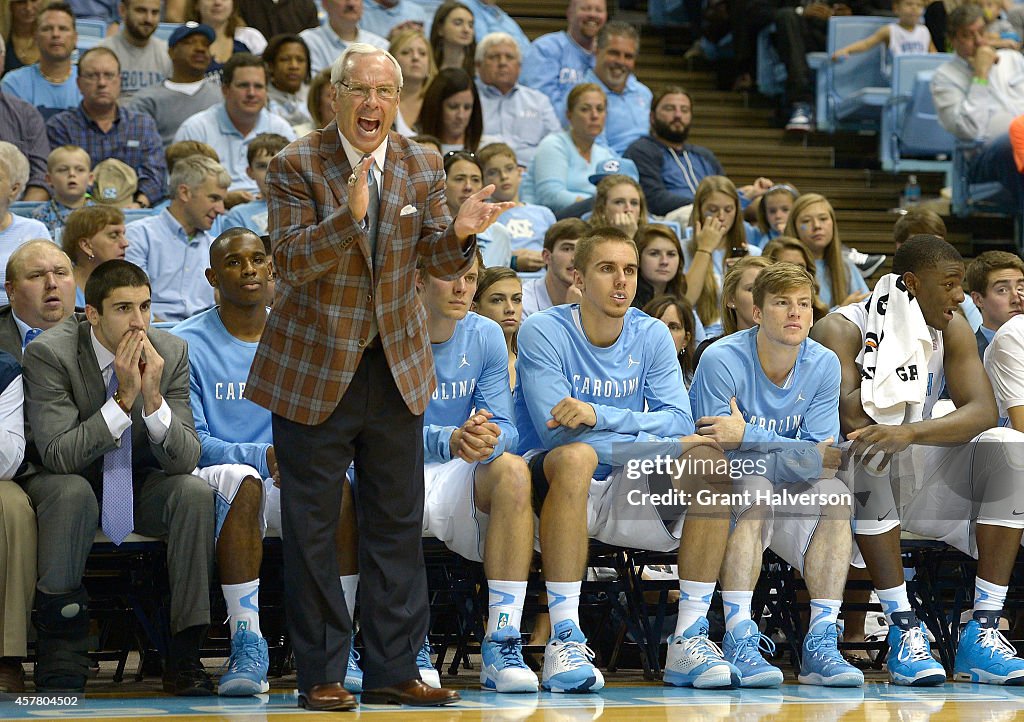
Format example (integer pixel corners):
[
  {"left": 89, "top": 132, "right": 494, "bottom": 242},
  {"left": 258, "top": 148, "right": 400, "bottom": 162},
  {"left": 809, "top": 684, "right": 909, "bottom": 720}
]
[
  {"left": 306, "top": 67, "right": 334, "bottom": 129},
  {"left": 0, "top": 2, "right": 81, "bottom": 120},
  {"left": 127, "top": 22, "right": 222, "bottom": 149},
  {"left": 529, "top": 82, "right": 619, "bottom": 218},
  {"left": 3, "top": 0, "right": 40, "bottom": 75},
  {"left": 390, "top": 27, "right": 436, "bottom": 135},
  {"left": 683, "top": 175, "right": 761, "bottom": 336},
  {"left": 0, "top": 156, "right": 51, "bottom": 303},
  {"left": 520, "top": 216, "right": 586, "bottom": 318},
  {"left": 235, "top": 0, "right": 319, "bottom": 40},
  {"left": 174, "top": 54, "right": 297, "bottom": 194},
  {"left": 222, "top": 133, "right": 290, "bottom": 235},
  {"left": 783, "top": 192, "right": 868, "bottom": 309},
  {"left": 520, "top": 0, "right": 607, "bottom": 117},
  {"left": 417, "top": 67, "right": 494, "bottom": 153},
  {"left": 632, "top": 222, "right": 684, "bottom": 305},
  {"left": 186, "top": 0, "right": 267, "bottom": 77},
  {"left": 461, "top": 0, "right": 530, "bottom": 53},
  {"left": 932, "top": 4, "right": 1024, "bottom": 210},
  {"left": 430, "top": 1, "right": 475, "bottom": 74},
  {"left": 68, "top": 0, "right": 118, "bottom": 23},
  {"left": 0, "top": 37, "right": 49, "bottom": 201},
  {"left": 625, "top": 86, "right": 746, "bottom": 223},
  {"left": 99, "top": 0, "right": 173, "bottom": 98},
  {"left": 0, "top": 141, "right": 30, "bottom": 202},
  {"left": 125, "top": 155, "right": 229, "bottom": 321},
  {"left": 264, "top": 34, "right": 313, "bottom": 130},
  {"left": 477, "top": 142, "right": 553, "bottom": 278},
  {"left": 361, "top": 0, "right": 431, "bottom": 41},
  {"left": 0, "top": 239, "right": 76, "bottom": 360},
  {"left": 749, "top": 182, "right": 798, "bottom": 248},
  {"left": 22, "top": 259, "right": 215, "bottom": 695},
  {"left": 583, "top": 22, "right": 651, "bottom": 154},
  {"left": 61, "top": 204, "right": 127, "bottom": 306},
  {"left": 47, "top": 47, "right": 167, "bottom": 207},
  {"left": 590, "top": 173, "right": 647, "bottom": 241},
  {"left": 301, "top": 0, "right": 387, "bottom": 75},
  {"left": 31, "top": 145, "right": 93, "bottom": 242},
  {"left": 719, "top": 255, "right": 772, "bottom": 336},
  {"left": 643, "top": 294, "right": 698, "bottom": 388},
  {"left": 472, "top": 265, "right": 522, "bottom": 388},
  {"left": 966, "top": 250, "right": 1024, "bottom": 358},
  {"left": 832, "top": 0, "right": 934, "bottom": 71},
  {"left": 443, "top": 149, "right": 510, "bottom": 266},
  {"left": 475, "top": 32, "right": 561, "bottom": 166}
]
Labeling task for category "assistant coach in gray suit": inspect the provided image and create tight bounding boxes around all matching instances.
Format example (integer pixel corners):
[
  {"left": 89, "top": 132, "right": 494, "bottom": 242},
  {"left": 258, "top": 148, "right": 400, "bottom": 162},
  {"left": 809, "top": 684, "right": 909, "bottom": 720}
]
[{"left": 21, "top": 260, "right": 215, "bottom": 696}]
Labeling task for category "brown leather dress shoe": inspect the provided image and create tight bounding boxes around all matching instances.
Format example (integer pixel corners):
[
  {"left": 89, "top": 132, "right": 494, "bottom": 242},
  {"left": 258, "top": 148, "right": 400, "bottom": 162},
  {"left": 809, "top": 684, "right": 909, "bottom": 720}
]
[
  {"left": 361, "top": 679, "right": 460, "bottom": 706},
  {"left": 298, "top": 682, "right": 358, "bottom": 711},
  {"left": 0, "top": 658, "right": 25, "bottom": 693}
]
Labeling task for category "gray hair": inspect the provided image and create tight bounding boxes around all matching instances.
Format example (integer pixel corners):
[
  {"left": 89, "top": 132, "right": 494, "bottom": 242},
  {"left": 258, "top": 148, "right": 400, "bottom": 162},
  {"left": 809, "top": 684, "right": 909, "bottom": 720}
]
[
  {"left": 330, "top": 43, "right": 404, "bottom": 91},
  {"left": 597, "top": 20, "right": 640, "bottom": 51},
  {"left": 947, "top": 3, "right": 986, "bottom": 38},
  {"left": 476, "top": 32, "right": 521, "bottom": 64},
  {"left": 0, "top": 142, "right": 30, "bottom": 200},
  {"left": 169, "top": 155, "right": 230, "bottom": 197}
]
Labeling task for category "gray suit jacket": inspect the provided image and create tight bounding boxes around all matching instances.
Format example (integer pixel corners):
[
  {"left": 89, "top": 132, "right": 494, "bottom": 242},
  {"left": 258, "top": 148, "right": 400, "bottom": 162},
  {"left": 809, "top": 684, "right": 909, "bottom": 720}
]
[{"left": 22, "top": 316, "right": 200, "bottom": 490}]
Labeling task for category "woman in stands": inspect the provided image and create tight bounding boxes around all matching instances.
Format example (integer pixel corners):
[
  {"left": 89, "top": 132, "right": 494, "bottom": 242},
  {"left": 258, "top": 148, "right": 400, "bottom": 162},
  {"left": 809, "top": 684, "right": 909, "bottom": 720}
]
[
  {"left": 3, "top": 0, "right": 40, "bottom": 74},
  {"left": 529, "top": 83, "right": 619, "bottom": 218},
  {"left": 472, "top": 266, "right": 522, "bottom": 389},
  {"left": 692, "top": 255, "right": 773, "bottom": 367},
  {"left": 749, "top": 182, "right": 799, "bottom": 248},
  {"left": 186, "top": 0, "right": 267, "bottom": 76},
  {"left": 632, "top": 223, "right": 684, "bottom": 306},
  {"left": 417, "top": 68, "right": 495, "bottom": 154},
  {"left": 762, "top": 235, "right": 830, "bottom": 321},
  {"left": 683, "top": 175, "right": 760, "bottom": 336},
  {"left": 264, "top": 34, "right": 312, "bottom": 131},
  {"left": 785, "top": 192, "right": 869, "bottom": 309},
  {"left": 590, "top": 174, "right": 648, "bottom": 240},
  {"left": 429, "top": 0, "right": 476, "bottom": 75},
  {"left": 390, "top": 28, "right": 437, "bottom": 137},
  {"left": 643, "top": 295, "right": 699, "bottom": 389},
  {"left": 61, "top": 205, "right": 128, "bottom": 308},
  {"left": 306, "top": 69, "right": 334, "bottom": 129}
]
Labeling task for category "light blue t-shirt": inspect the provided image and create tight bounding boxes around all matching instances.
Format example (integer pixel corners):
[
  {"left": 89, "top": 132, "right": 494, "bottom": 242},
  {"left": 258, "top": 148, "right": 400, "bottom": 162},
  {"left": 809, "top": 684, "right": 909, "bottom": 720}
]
[
  {"left": 425, "top": 312, "right": 517, "bottom": 464},
  {"left": 222, "top": 200, "right": 268, "bottom": 236},
  {"left": 361, "top": 0, "right": 431, "bottom": 39},
  {"left": 497, "top": 203, "right": 555, "bottom": 280},
  {"left": 529, "top": 131, "right": 620, "bottom": 213},
  {"left": 171, "top": 306, "right": 272, "bottom": 478},
  {"left": 816, "top": 257, "right": 869, "bottom": 309},
  {"left": 520, "top": 31, "right": 594, "bottom": 123},
  {"left": 0, "top": 65, "right": 82, "bottom": 120},
  {"left": 689, "top": 326, "right": 841, "bottom": 484},
  {"left": 515, "top": 304, "right": 694, "bottom": 479}
]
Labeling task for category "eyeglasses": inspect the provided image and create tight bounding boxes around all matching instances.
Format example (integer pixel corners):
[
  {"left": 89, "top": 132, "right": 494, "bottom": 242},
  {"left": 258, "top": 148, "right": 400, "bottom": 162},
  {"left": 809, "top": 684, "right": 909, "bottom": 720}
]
[
  {"left": 80, "top": 71, "right": 118, "bottom": 83},
  {"left": 337, "top": 81, "right": 399, "bottom": 101}
]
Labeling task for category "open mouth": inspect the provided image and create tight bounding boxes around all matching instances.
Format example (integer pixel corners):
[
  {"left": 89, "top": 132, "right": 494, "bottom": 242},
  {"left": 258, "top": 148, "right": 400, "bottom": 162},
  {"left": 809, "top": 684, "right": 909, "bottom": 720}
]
[{"left": 357, "top": 117, "right": 381, "bottom": 134}]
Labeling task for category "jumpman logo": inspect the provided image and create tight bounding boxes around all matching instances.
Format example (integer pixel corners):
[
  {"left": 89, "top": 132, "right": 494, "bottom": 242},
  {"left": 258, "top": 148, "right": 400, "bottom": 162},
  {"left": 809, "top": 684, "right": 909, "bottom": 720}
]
[
  {"left": 627, "top": 354, "right": 640, "bottom": 368},
  {"left": 459, "top": 353, "right": 470, "bottom": 368},
  {"left": 798, "top": 393, "right": 805, "bottom": 402}
]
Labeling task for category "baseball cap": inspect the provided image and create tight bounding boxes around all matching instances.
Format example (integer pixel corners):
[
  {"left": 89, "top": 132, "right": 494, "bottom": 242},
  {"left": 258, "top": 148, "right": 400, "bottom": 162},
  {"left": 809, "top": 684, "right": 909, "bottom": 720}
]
[
  {"left": 168, "top": 21, "right": 215, "bottom": 48},
  {"left": 587, "top": 157, "right": 639, "bottom": 185},
  {"left": 92, "top": 159, "right": 138, "bottom": 208}
]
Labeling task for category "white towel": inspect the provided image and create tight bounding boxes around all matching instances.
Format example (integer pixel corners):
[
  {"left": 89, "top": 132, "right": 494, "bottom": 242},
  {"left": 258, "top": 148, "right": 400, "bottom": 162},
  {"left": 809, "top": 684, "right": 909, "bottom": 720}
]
[{"left": 857, "top": 273, "right": 934, "bottom": 425}]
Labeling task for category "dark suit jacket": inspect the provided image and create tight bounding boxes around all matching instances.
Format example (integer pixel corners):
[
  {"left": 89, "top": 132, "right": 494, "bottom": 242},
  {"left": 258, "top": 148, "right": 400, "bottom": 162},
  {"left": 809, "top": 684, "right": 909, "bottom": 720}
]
[
  {"left": 246, "top": 125, "right": 475, "bottom": 424},
  {"left": 22, "top": 316, "right": 201, "bottom": 491}
]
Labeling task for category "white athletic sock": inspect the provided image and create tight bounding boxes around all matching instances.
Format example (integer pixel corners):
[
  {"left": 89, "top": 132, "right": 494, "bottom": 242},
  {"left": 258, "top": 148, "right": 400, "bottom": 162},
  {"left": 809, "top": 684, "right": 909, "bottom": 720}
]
[
  {"left": 876, "top": 583, "right": 912, "bottom": 625},
  {"left": 974, "top": 576, "right": 1007, "bottom": 613},
  {"left": 675, "top": 580, "right": 716, "bottom": 637},
  {"left": 809, "top": 599, "right": 842, "bottom": 632},
  {"left": 223, "top": 579, "right": 261, "bottom": 637},
  {"left": 546, "top": 581, "right": 581, "bottom": 633},
  {"left": 487, "top": 580, "right": 527, "bottom": 636},
  {"left": 721, "top": 590, "right": 753, "bottom": 636},
  {"left": 340, "top": 574, "right": 359, "bottom": 621}
]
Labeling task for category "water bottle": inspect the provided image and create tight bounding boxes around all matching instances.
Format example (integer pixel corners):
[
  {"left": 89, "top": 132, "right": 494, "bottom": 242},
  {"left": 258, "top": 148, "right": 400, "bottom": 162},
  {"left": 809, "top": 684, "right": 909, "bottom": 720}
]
[{"left": 902, "top": 175, "right": 921, "bottom": 208}]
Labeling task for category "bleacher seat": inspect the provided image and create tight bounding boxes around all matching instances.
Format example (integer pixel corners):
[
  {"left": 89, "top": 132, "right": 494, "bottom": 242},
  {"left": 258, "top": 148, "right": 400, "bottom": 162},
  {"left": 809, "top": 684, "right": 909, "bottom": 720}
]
[
  {"left": 10, "top": 200, "right": 45, "bottom": 218},
  {"left": 816, "top": 16, "right": 891, "bottom": 133},
  {"left": 77, "top": 18, "right": 108, "bottom": 39},
  {"left": 879, "top": 53, "right": 956, "bottom": 177},
  {"left": 951, "top": 140, "right": 1024, "bottom": 249},
  {"left": 153, "top": 22, "right": 178, "bottom": 42}
]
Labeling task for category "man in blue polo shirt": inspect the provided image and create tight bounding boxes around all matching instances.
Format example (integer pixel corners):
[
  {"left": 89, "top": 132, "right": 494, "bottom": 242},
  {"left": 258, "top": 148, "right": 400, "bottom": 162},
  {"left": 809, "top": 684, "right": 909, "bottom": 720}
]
[
  {"left": 300, "top": 0, "right": 387, "bottom": 75},
  {"left": 585, "top": 22, "right": 652, "bottom": 155},
  {"left": 173, "top": 54, "right": 295, "bottom": 194}
]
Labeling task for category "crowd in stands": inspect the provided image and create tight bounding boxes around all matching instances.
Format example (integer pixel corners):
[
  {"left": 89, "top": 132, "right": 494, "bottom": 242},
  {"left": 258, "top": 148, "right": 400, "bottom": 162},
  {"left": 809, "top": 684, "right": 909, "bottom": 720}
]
[{"left": 2, "top": 0, "right": 1024, "bottom": 705}]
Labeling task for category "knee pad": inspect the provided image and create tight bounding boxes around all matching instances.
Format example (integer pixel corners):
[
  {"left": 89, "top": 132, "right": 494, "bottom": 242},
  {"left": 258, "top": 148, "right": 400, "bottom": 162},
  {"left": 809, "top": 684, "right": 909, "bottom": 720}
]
[{"left": 32, "top": 587, "right": 91, "bottom": 691}]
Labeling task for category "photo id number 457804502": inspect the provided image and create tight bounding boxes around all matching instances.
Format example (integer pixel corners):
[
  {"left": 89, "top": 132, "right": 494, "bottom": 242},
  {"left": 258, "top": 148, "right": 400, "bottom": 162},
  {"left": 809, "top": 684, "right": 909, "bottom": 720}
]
[{"left": 9, "top": 695, "right": 80, "bottom": 705}]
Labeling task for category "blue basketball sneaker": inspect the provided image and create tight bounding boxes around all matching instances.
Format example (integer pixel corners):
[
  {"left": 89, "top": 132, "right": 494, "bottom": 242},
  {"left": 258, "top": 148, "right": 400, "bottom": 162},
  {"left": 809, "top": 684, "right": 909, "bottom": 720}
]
[
  {"left": 542, "top": 619, "right": 605, "bottom": 693},
  {"left": 885, "top": 611, "right": 946, "bottom": 686},
  {"left": 343, "top": 640, "right": 362, "bottom": 693},
  {"left": 663, "top": 617, "right": 740, "bottom": 689},
  {"left": 798, "top": 621, "right": 864, "bottom": 687},
  {"left": 721, "top": 619, "right": 784, "bottom": 687},
  {"left": 954, "top": 610, "right": 1024, "bottom": 685},
  {"left": 218, "top": 629, "right": 270, "bottom": 696},
  {"left": 417, "top": 636, "right": 440, "bottom": 688},
  {"left": 480, "top": 626, "right": 539, "bottom": 693}
]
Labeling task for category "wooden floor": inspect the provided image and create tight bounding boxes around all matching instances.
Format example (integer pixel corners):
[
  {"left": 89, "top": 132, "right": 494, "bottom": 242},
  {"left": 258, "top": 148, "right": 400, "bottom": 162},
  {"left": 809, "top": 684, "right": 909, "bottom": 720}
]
[{"left": 4, "top": 680, "right": 1024, "bottom": 721}]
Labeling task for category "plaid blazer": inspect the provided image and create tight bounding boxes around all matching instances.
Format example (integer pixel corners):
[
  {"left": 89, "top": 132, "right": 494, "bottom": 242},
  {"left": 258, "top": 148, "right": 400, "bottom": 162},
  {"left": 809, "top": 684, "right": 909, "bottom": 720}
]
[{"left": 245, "top": 123, "right": 474, "bottom": 425}]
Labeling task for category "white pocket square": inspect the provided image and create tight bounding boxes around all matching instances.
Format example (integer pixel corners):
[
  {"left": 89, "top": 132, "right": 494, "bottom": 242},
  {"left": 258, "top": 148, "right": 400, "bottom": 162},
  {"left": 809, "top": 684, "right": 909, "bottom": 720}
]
[{"left": 400, "top": 204, "right": 418, "bottom": 216}]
